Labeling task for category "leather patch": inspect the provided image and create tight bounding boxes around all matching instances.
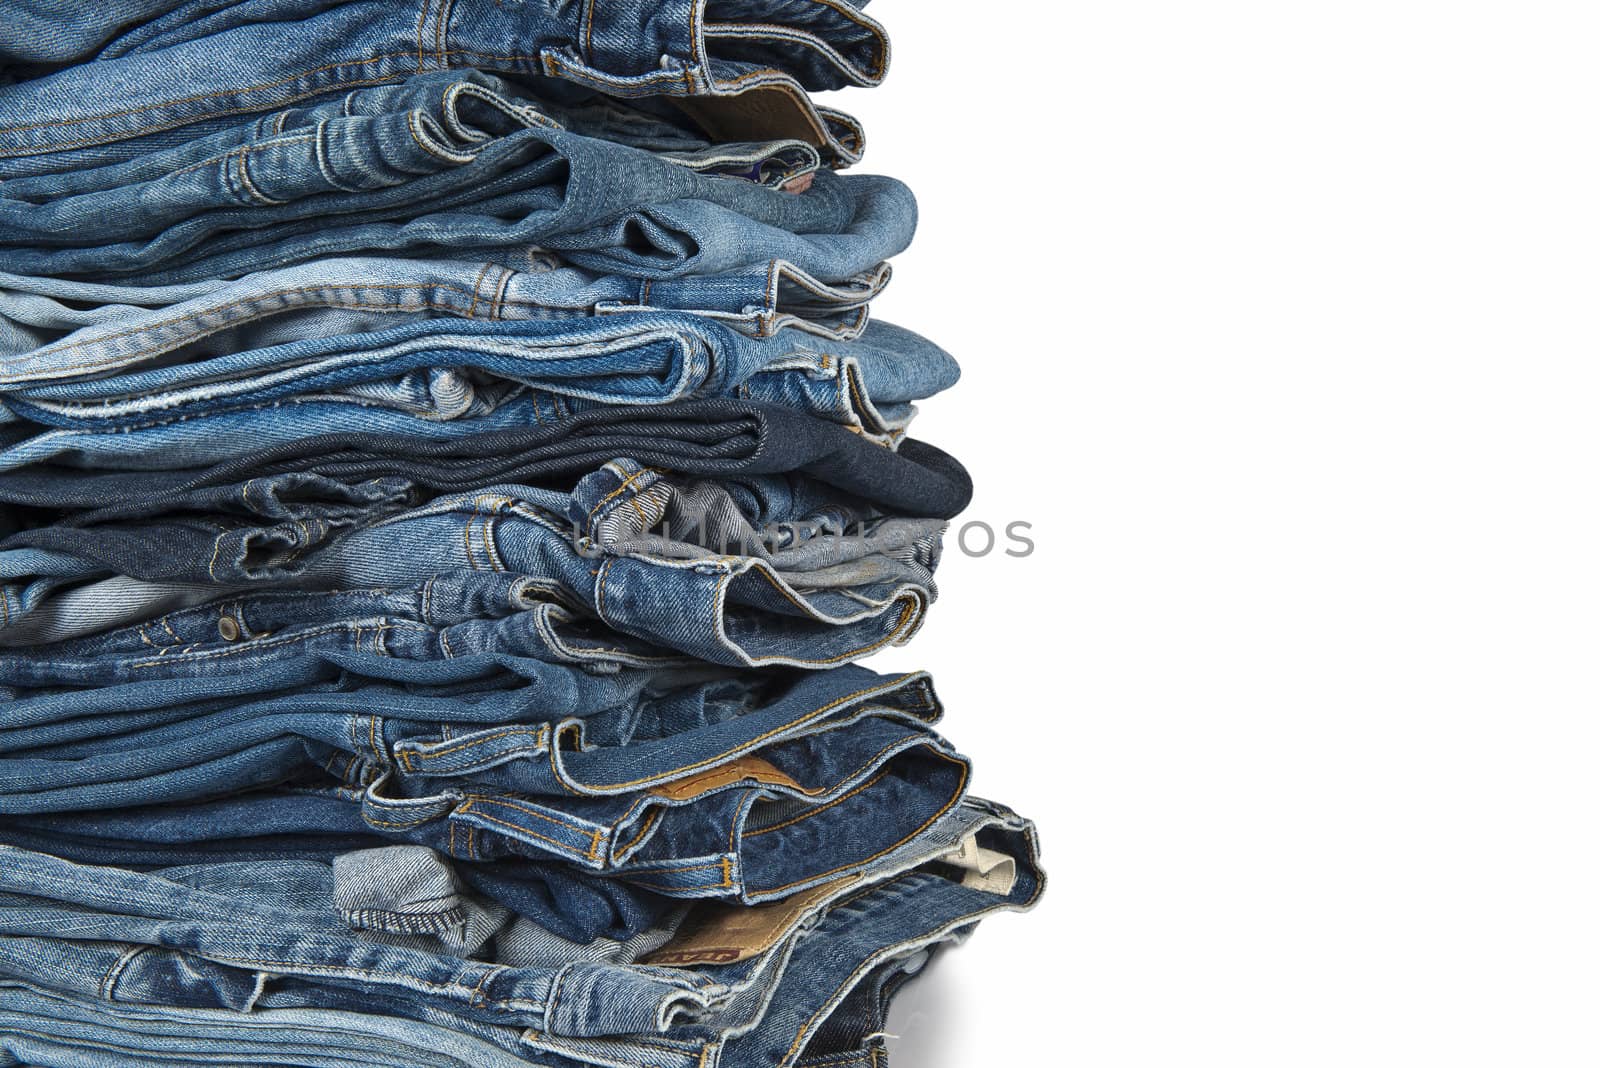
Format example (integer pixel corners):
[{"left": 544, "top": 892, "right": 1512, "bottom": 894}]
[
  {"left": 640, "top": 879, "right": 850, "bottom": 966},
  {"left": 674, "top": 85, "right": 830, "bottom": 148},
  {"left": 650, "top": 755, "right": 805, "bottom": 802}
]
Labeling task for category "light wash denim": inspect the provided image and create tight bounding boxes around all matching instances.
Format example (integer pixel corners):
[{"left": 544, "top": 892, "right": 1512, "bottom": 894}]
[
  {"left": 0, "top": 313, "right": 954, "bottom": 452},
  {"left": 0, "top": 70, "right": 913, "bottom": 285},
  {"left": 0, "top": 0, "right": 887, "bottom": 177},
  {"left": 0, "top": 400, "right": 972, "bottom": 524},
  {"left": 0, "top": 980, "right": 539, "bottom": 1068}
]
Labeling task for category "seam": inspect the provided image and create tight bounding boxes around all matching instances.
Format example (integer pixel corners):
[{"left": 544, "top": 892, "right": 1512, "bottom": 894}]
[
  {"left": 584, "top": 465, "right": 659, "bottom": 520},
  {"left": 459, "top": 794, "right": 606, "bottom": 853},
  {"left": 0, "top": 49, "right": 550, "bottom": 157}
]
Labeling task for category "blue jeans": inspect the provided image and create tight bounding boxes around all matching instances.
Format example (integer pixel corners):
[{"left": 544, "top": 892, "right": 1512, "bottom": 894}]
[
  {"left": 0, "top": 312, "right": 953, "bottom": 446},
  {"left": 0, "top": 401, "right": 973, "bottom": 526},
  {"left": 4, "top": 689, "right": 969, "bottom": 911},
  {"left": 0, "top": 465, "right": 943, "bottom": 663},
  {"left": 0, "top": 71, "right": 914, "bottom": 285},
  {"left": 0, "top": 799, "right": 1042, "bottom": 1065},
  {"left": 0, "top": 0, "right": 888, "bottom": 176},
  {"left": 0, "top": 252, "right": 890, "bottom": 371},
  {"left": 0, "top": 982, "right": 537, "bottom": 1068}
]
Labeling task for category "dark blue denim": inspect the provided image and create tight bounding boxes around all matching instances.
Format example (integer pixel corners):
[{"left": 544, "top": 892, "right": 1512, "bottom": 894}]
[{"left": 0, "top": 400, "right": 972, "bottom": 525}]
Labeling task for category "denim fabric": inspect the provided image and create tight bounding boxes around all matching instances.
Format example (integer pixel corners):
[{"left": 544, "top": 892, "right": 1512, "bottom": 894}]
[
  {"left": 0, "top": 71, "right": 913, "bottom": 284},
  {"left": 0, "top": 251, "right": 889, "bottom": 370},
  {"left": 0, "top": 5, "right": 1052, "bottom": 1061},
  {"left": 0, "top": 572, "right": 225, "bottom": 648},
  {"left": 0, "top": 0, "right": 887, "bottom": 175},
  {"left": 0, "top": 400, "right": 972, "bottom": 523},
  {"left": 0, "top": 313, "right": 953, "bottom": 449},
  {"left": 0, "top": 981, "right": 538, "bottom": 1068},
  {"left": 0, "top": 803, "right": 675, "bottom": 948},
  {"left": 0, "top": 467, "right": 942, "bottom": 664},
  {"left": 1, "top": 648, "right": 970, "bottom": 905},
  {"left": 0, "top": 800, "right": 1040, "bottom": 1063}
]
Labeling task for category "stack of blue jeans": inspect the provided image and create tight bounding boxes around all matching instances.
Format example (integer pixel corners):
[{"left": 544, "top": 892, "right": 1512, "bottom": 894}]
[{"left": 0, "top": 4, "right": 1044, "bottom": 1065}]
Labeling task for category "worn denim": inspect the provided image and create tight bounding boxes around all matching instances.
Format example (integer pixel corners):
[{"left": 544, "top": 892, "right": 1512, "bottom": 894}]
[
  {"left": 0, "top": 800, "right": 1040, "bottom": 1065},
  {"left": 0, "top": 314, "right": 954, "bottom": 455},
  {"left": 0, "top": 71, "right": 913, "bottom": 285},
  {"left": 0, "top": 0, "right": 887, "bottom": 176},
  {"left": 0, "top": 465, "right": 942, "bottom": 664},
  {"left": 0, "top": 400, "right": 972, "bottom": 525},
  {"left": 1, "top": 624, "right": 971, "bottom": 904},
  {"left": 0, "top": 252, "right": 889, "bottom": 372},
  {"left": 0, "top": 981, "right": 538, "bottom": 1068},
  {"left": 0, "top": 5, "right": 1052, "bottom": 1062}
]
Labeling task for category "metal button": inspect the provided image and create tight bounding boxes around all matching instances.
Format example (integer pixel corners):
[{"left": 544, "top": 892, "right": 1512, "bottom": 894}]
[{"left": 217, "top": 616, "right": 240, "bottom": 642}]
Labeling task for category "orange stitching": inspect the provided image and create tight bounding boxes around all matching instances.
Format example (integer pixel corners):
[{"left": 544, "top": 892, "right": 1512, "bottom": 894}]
[
  {"left": 489, "top": 265, "right": 513, "bottom": 320},
  {"left": 462, "top": 793, "right": 603, "bottom": 840},
  {"left": 614, "top": 807, "right": 664, "bottom": 858},
  {"left": 414, "top": 3, "right": 428, "bottom": 72}
]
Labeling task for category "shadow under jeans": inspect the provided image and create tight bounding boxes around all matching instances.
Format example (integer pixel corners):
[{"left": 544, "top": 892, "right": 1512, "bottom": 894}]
[{"left": 885, "top": 946, "right": 963, "bottom": 1066}]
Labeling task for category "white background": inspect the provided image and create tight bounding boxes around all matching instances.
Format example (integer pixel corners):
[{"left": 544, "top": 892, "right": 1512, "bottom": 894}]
[{"left": 819, "top": 2, "right": 1600, "bottom": 1064}]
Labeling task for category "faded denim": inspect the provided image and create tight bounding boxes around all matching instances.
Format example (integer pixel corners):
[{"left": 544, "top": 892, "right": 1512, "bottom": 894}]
[
  {"left": 0, "top": 71, "right": 913, "bottom": 285},
  {"left": 0, "top": 800, "right": 1041, "bottom": 1066},
  {"left": 0, "top": 0, "right": 887, "bottom": 175}
]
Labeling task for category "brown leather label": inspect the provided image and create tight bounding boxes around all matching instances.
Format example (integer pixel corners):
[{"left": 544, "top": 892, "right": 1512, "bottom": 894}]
[
  {"left": 674, "top": 85, "right": 830, "bottom": 148},
  {"left": 650, "top": 755, "right": 804, "bottom": 802},
  {"left": 640, "top": 879, "right": 851, "bottom": 967}
]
